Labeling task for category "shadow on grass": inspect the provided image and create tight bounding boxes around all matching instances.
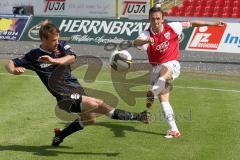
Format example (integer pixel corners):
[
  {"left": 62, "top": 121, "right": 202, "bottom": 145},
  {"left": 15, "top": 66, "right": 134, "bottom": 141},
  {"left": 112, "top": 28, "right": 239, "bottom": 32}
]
[
  {"left": 95, "top": 122, "right": 165, "bottom": 137},
  {"left": 0, "top": 145, "right": 120, "bottom": 157}
]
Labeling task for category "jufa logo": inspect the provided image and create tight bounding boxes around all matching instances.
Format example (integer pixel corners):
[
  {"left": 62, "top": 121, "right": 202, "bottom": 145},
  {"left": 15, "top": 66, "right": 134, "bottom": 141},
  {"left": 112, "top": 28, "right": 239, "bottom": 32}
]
[
  {"left": 122, "top": 1, "right": 147, "bottom": 15},
  {"left": 44, "top": 0, "right": 65, "bottom": 12}
]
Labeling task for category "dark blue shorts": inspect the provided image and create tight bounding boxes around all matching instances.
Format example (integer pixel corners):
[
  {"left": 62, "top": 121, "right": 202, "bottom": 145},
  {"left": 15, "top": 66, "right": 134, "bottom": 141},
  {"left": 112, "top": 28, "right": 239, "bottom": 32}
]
[{"left": 57, "top": 93, "right": 83, "bottom": 113}]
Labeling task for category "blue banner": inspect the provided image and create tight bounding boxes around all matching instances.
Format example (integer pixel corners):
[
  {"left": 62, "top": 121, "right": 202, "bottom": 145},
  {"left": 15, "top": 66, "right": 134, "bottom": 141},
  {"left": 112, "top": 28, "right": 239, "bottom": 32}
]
[{"left": 0, "top": 15, "right": 31, "bottom": 41}]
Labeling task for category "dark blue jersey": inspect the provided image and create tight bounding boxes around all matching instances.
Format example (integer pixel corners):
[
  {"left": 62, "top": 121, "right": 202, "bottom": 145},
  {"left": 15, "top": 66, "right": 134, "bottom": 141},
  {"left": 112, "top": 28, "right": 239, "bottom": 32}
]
[{"left": 12, "top": 40, "right": 84, "bottom": 100}]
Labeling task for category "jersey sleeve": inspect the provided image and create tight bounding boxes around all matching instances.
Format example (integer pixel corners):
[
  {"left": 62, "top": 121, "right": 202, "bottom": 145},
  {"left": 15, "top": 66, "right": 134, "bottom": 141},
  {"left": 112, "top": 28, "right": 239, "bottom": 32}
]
[
  {"left": 59, "top": 40, "right": 77, "bottom": 57},
  {"left": 168, "top": 22, "right": 183, "bottom": 35},
  {"left": 12, "top": 51, "right": 35, "bottom": 70},
  {"left": 168, "top": 22, "right": 191, "bottom": 35},
  {"left": 136, "top": 31, "right": 150, "bottom": 51}
]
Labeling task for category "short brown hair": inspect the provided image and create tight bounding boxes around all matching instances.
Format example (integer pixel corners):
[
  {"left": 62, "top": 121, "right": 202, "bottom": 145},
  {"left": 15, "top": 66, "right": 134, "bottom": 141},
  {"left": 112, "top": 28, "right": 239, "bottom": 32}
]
[
  {"left": 39, "top": 22, "right": 60, "bottom": 40},
  {"left": 149, "top": 6, "right": 164, "bottom": 18}
]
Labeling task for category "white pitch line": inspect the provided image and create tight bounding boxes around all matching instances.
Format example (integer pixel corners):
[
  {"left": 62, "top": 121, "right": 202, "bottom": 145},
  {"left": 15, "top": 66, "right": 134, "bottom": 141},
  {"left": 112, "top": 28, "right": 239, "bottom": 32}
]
[
  {"left": 1, "top": 72, "right": 240, "bottom": 93},
  {"left": 174, "top": 86, "right": 240, "bottom": 93},
  {"left": 0, "top": 72, "right": 38, "bottom": 78}
]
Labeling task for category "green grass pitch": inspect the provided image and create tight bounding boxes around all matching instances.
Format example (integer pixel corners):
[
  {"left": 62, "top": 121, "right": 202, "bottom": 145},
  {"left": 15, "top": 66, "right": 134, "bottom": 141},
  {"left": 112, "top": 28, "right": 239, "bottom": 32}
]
[{"left": 0, "top": 59, "right": 240, "bottom": 160}]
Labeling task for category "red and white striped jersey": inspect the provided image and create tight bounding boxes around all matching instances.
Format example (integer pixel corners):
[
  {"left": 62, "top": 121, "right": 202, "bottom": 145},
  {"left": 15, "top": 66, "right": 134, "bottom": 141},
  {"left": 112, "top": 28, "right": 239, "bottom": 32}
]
[{"left": 137, "top": 22, "right": 191, "bottom": 65}]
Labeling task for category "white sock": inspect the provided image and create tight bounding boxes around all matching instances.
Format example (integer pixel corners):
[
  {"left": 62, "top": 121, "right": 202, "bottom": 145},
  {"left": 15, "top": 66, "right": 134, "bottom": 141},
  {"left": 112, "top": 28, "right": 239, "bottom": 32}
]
[
  {"left": 161, "top": 102, "right": 179, "bottom": 132},
  {"left": 106, "top": 108, "right": 115, "bottom": 118},
  {"left": 152, "top": 77, "right": 166, "bottom": 96}
]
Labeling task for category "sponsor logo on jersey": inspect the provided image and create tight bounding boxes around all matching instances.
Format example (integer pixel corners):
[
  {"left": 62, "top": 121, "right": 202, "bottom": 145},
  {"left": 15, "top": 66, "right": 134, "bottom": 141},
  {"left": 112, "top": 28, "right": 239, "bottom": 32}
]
[
  {"left": 40, "top": 63, "right": 52, "bottom": 68},
  {"left": 70, "top": 93, "right": 80, "bottom": 100},
  {"left": 156, "top": 41, "right": 169, "bottom": 52},
  {"left": 44, "top": 0, "right": 65, "bottom": 13},
  {"left": 64, "top": 44, "right": 71, "bottom": 50},
  {"left": 188, "top": 26, "right": 226, "bottom": 50}
]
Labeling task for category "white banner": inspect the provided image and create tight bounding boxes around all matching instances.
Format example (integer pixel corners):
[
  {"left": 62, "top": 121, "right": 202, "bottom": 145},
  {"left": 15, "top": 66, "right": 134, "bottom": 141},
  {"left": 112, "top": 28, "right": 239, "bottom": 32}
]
[
  {"left": 0, "top": 0, "right": 116, "bottom": 17},
  {"left": 218, "top": 23, "right": 240, "bottom": 54}
]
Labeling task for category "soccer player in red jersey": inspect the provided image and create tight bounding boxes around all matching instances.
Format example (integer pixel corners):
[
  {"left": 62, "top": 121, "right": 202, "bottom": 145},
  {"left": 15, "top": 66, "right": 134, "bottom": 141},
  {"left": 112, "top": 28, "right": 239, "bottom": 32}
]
[{"left": 133, "top": 6, "right": 225, "bottom": 138}]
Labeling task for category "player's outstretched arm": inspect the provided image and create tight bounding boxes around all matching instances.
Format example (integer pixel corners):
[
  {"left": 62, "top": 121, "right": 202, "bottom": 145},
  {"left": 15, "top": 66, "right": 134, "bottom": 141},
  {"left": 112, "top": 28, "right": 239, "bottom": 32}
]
[
  {"left": 190, "top": 21, "right": 226, "bottom": 27},
  {"left": 133, "top": 37, "right": 154, "bottom": 47},
  {"left": 38, "top": 55, "right": 76, "bottom": 65},
  {"left": 5, "top": 60, "right": 25, "bottom": 75}
]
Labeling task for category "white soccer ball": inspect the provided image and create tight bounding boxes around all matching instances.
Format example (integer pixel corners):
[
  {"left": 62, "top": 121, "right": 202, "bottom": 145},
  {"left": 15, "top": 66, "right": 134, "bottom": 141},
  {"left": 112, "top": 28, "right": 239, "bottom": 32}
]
[{"left": 109, "top": 50, "right": 132, "bottom": 71}]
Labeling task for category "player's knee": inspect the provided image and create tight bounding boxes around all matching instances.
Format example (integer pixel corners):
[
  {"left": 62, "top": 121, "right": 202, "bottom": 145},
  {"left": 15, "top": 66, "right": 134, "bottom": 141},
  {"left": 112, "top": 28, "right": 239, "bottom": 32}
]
[
  {"left": 159, "top": 94, "right": 169, "bottom": 102},
  {"left": 81, "top": 112, "right": 97, "bottom": 125},
  {"left": 160, "top": 81, "right": 173, "bottom": 94},
  {"left": 88, "top": 118, "right": 97, "bottom": 124},
  {"left": 82, "top": 117, "right": 97, "bottom": 125},
  {"left": 96, "top": 99, "right": 104, "bottom": 106},
  {"left": 165, "top": 81, "right": 173, "bottom": 91},
  {"left": 87, "top": 98, "right": 103, "bottom": 109},
  {"left": 160, "top": 67, "right": 173, "bottom": 80},
  {"left": 85, "top": 101, "right": 97, "bottom": 109}
]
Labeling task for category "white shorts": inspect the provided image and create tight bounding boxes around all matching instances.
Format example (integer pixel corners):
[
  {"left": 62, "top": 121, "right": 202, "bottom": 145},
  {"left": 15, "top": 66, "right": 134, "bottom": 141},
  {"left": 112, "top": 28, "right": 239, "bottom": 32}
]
[{"left": 150, "top": 60, "right": 181, "bottom": 85}]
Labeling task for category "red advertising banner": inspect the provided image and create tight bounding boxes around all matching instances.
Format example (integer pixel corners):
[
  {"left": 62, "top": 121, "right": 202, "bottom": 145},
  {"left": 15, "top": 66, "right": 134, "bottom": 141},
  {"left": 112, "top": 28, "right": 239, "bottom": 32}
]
[{"left": 187, "top": 26, "right": 227, "bottom": 51}]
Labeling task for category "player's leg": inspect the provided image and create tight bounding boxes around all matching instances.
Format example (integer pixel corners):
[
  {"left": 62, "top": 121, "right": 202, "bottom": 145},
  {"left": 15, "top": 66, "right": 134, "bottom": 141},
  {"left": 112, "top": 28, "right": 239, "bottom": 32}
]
[
  {"left": 81, "top": 112, "right": 97, "bottom": 125},
  {"left": 152, "top": 65, "right": 173, "bottom": 95},
  {"left": 157, "top": 60, "right": 181, "bottom": 138},
  {"left": 147, "top": 60, "right": 180, "bottom": 108},
  {"left": 52, "top": 117, "right": 84, "bottom": 146},
  {"left": 53, "top": 90, "right": 151, "bottom": 146},
  {"left": 52, "top": 111, "right": 97, "bottom": 146},
  {"left": 159, "top": 92, "right": 181, "bottom": 138},
  {"left": 52, "top": 95, "right": 150, "bottom": 146},
  {"left": 52, "top": 96, "right": 85, "bottom": 146},
  {"left": 147, "top": 65, "right": 172, "bottom": 108},
  {"left": 80, "top": 96, "right": 151, "bottom": 123}
]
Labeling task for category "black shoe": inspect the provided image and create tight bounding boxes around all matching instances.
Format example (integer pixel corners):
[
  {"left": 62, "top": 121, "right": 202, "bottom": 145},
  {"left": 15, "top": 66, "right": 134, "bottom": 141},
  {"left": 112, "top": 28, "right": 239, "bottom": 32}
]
[
  {"left": 51, "top": 128, "right": 63, "bottom": 146},
  {"left": 139, "top": 110, "right": 151, "bottom": 124},
  {"left": 146, "top": 90, "right": 154, "bottom": 108}
]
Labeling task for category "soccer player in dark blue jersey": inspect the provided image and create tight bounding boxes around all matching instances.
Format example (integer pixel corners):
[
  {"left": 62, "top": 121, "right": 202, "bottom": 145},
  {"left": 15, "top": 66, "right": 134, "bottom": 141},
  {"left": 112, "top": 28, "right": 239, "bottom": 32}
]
[{"left": 5, "top": 21, "right": 151, "bottom": 146}]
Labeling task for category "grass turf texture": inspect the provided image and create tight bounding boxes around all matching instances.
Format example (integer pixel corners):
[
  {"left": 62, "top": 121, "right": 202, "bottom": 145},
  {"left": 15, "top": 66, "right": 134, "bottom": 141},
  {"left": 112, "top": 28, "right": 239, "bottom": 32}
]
[{"left": 0, "top": 60, "right": 240, "bottom": 160}]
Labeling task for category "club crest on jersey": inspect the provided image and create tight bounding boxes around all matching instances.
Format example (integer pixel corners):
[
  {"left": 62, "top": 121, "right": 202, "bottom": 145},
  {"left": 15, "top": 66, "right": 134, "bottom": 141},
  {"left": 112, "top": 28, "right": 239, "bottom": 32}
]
[
  {"left": 164, "top": 32, "right": 170, "bottom": 40},
  {"left": 64, "top": 45, "right": 71, "bottom": 50}
]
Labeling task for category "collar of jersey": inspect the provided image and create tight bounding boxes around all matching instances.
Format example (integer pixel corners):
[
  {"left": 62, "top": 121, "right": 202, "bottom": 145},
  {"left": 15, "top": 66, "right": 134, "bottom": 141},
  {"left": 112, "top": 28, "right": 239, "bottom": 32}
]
[
  {"left": 150, "top": 24, "right": 164, "bottom": 35},
  {"left": 39, "top": 47, "right": 53, "bottom": 55}
]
